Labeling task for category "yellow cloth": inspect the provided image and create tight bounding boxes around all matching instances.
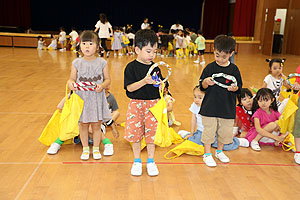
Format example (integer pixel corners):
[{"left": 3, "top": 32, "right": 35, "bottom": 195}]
[
  {"left": 122, "top": 35, "right": 130, "bottom": 44},
  {"left": 282, "top": 133, "right": 296, "bottom": 152},
  {"left": 150, "top": 83, "right": 172, "bottom": 147},
  {"left": 164, "top": 140, "right": 204, "bottom": 159},
  {"left": 59, "top": 84, "right": 84, "bottom": 141},
  {"left": 38, "top": 83, "right": 84, "bottom": 146},
  {"left": 176, "top": 48, "right": 184, "bottom": 59},
  {"left": 278, "top": 92, "right": 299, "bottom": 134},
  {"left": 168, "top": 42, "right": 173, "bottom": 51}
]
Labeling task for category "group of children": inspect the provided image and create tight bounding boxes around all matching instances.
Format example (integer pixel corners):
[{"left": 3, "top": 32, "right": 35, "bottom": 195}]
[
  {"left": 37, "top": 27, "right": 79, "bottom": 52},
  {"left": 44, "top": 28, "right": 300, "bottom": 177}
]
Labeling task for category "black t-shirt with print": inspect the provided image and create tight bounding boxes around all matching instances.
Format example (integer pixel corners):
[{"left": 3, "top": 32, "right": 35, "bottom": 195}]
[
  {"left": 199, "top": 61, "right": 243, "bottom": 119},
  {"left": 124, "top": 60, "right": 163, "bottom": 100}
]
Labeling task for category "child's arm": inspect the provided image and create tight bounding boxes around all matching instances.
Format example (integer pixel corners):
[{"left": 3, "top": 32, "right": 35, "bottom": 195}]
[
  {"left": 201, "top": 77, "right": 215, "bottom": 89},
  {"left": 126, "top": 74, "right": 153, "bottom": 92},
  {"left": 166, "top": 101, "right": 173, "bottom": 112},
  {"left": 253, "top": 118, "right": 284, "bottom": 141},
  {"left": 190, "top": 113, "right": 197, "bottom": 135},
  {"left": 96, "top": 65, "right": 111, "bottom": 92},
  {"left": 67, "top": 65, "right": 77, "bottom": 90}
]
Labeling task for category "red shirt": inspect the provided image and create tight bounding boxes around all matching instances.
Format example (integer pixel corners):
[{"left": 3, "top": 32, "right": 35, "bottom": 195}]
[{"left": 236, "top": 106, "right": 253, "bottom": 133}]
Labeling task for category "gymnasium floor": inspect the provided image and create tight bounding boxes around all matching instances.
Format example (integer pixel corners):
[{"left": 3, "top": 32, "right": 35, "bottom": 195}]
[{"left": 0, "top": 47, "right": 300, "bottom": 200}]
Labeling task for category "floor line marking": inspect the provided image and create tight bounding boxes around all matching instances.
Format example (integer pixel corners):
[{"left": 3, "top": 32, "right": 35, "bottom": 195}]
[{"left": 14, "top": 153, "right": 47, "bottom": 200}]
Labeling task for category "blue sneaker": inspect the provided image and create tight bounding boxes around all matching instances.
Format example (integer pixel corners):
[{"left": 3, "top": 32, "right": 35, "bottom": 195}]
[
  {"left": 73, "top": 136, "right": 81, "bottom": 144},
  {"left": 88, "top": 137, "right": 94, "bottom": 145}
]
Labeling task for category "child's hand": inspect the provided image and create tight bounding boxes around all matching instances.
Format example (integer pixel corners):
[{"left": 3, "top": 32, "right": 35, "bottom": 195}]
[
  {"left": 143, "top": 74, "right": 154, "bottom": 85},
  {"left": 280, "top": 73, "right": 287, "bottom": 79},
  {"left": 227, "top": 84, "right": 238, "bottom": 92},
  {"left": 68, "top": 80, "right": 77, "bottom": 91},
  {"left": 204, "top": 77, "right": 215, "bottom": 86},
  {"left": 292, "top": 82, "right": 300, "bottom": 90},
  {"left": 96, "top": 84, "right": 104, "bottom": 93},
  {"left": 112, "top": 128, "right": 119, "bottom": 139}
]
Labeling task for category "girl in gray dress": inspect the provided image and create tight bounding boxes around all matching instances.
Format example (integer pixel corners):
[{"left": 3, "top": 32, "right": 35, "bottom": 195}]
[{"left": 68, "top": 31, "right": 112, "bottom": 160}]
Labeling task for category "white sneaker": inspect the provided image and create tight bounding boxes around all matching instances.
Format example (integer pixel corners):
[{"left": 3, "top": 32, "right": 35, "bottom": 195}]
[
  {"left": 203, "top": 154, "right": 217, "bottom": 167},
  {"left": 103, "top": 144, "right": 114, "bottom": 156},
  {"left": 131, "top": 162, "right": 142, "bottom": 176},
  {"left": 47, "top": 143, "right": 61, "bottom": 154},
  {"left": 215, "top": 151, "right": 230, "bottom": 163},
  {"left": 81, "top": 151, "right": 90, "bottom": 160},
  {"left": 161, "top": 55, "right": 164, "bottom": 58},
  {"left": 106, "top": 51, "right": 110, "bottom": 58},
  {"left": 147, "top": 162, "right": 159, "bottom": 176},
  {"left": 93, "top": 150, "right": 102, "bottom": 160},
  {"left": 194, "top": 60, "right": 200, "bottom": 64},
  {"left": 250, "top": 140, "right": 261, "bottom": 151},
  {"left": 114, "top": 53, "right": 117, "bottom": 57},
  {"left": 238, "top": 138, "right": 250, "bottom": 147},
  {"left": 200, "top": 61, "right": 206, "bottom": 65},
  {"left": 294, "top": 153, "right": 300, "bottom": 165}
]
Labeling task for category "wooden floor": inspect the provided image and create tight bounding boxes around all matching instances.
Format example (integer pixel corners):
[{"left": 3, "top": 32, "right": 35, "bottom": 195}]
[{"left": 0, "top": 47, "right": 300, "bottom": 200}]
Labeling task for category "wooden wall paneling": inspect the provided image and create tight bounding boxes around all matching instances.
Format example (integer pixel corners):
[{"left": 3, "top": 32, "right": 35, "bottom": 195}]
[{"left": 0, "top": 36, "right": 13, "bottom": 46}]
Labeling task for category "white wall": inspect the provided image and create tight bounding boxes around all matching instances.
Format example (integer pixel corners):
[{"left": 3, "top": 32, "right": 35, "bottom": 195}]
[{"left": 275, "top": 9, "right": 287, "bottom": 35}]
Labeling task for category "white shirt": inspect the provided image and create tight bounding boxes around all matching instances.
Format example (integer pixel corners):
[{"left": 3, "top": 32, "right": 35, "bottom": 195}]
[
  {"left": 69, "top": 31, "right": 78, "bottom": 41},
  {"left": 127, "top": 33, "right": 135, "bottom": 39},
  {"left": 59, "top": 31, "right": 66, "bottom": 41},
  {"left": 189, "top": 102, "right": 204, "bottom": 132},
  {"left": 47, "top": 39, "right": 57, "bottom": 49},
  {"left": 141, "top": 23, "right": 150, "bottom": 29},
  {"left": 263, "top": 74, "right": 283, "bottom": 101},
  {"left": 95, "top": 21, "right": 112, "bottom": 38},
  {"left": 170, "top": 24, "right": 183, "bottom": 31}
]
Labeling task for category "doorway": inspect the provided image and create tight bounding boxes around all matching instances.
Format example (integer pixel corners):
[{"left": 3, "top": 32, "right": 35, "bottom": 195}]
[{"left": 272, "top": 9, "right": 287, "bottom": 54}]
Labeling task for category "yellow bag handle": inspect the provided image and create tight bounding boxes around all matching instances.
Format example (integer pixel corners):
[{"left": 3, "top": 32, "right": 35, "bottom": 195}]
[
  {"left": 164, "top": 149, "right": 182, "bottom": 160},
  {"left": 282, "top": 142, "right": 294, "bottom": 151}
]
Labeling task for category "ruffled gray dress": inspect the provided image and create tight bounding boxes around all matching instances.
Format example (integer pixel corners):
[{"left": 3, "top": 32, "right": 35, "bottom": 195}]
[{"left": 73, "top": 57, "right": 111, "bottom": 123}]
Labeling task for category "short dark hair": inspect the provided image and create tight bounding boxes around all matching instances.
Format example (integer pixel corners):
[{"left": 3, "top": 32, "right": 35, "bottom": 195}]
[
  {"left": 135, "top": 29, "right": 158, "bottom": 49},
  {"left": 37, "top": 36, "right": 42, "bottom": 40},
  {"left": 214, "top": 34, "right": 236, "bottom": 54},
  {"left": 237, "top": 88, "right": 253, "bottom": 106},
  {"left": 197, "top": 30, "right": 202, "bottom": 35}
]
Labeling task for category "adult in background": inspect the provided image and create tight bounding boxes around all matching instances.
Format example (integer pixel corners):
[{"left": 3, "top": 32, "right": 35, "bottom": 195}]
[
  {"left": 94, "top": 13, "right": 113, "bottom": 58},
  {"left": 170, "top": 20, "right": 183, "bottom": 32},
  {"left": 141, "top": 17, "right": 150, "bottom": 30}
]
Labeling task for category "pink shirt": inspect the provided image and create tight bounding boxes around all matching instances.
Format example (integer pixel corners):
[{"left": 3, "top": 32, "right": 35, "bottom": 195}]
[{"left": 248, "top": 108, "right": 280, "bottom": 132}]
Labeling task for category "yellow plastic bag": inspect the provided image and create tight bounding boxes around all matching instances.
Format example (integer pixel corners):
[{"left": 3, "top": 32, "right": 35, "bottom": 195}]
[
  {"left": 282, "top": 133, "right": 296, "bottom": 152},
  {"left": 164, "top": 140, "right": 204, "bottom": 159},
  {"left": 168, "top": 42, "right": 173, "bottom": 51},
  {"left": 39, "top": 109, "right": 61, "bottom": 146},
  {"left": 176, "top": 48, "right": 184, "bottom": 59},
  {"left": 150, "top": 83, "right": 172, "bottom": 147},
  {"left": 122, "top": 35, "right": 130, "bottom": 44},
  {"left": 278, "top": 92, "right": 299, "bottom": 134},
  {"left": 169, "top": 127, "right": 184, "bottom": 144},
  {"left": 59, "top": 83, "right": 84, "bottom": 141}
]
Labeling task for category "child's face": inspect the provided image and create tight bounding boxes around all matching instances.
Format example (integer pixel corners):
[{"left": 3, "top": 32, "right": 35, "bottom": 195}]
[
  {"left": 193, "top": 89, "right": 204, "bottom": 106},
  {"left": 270, "top": 62, "right": 282, "bottom": 77},
  {"left": 257, "top": 96, "right": 274, "bottom": 111},
  {"left": 135, "top": 43, "right": 157, "bottom": 64},
  {"left": 241, "top": 94, "right": 253, "bottom": 110},
  {"left": 214, "top": 50, "right": 233, "bottom": 66},
  {"left": 80, "top": 40, "right": 98, "bottom": 58}
]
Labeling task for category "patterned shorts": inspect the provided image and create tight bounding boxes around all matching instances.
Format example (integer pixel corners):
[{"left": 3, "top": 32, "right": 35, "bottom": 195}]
[{"left": 124, "top": 99, "right": 158, "bottom": 144}]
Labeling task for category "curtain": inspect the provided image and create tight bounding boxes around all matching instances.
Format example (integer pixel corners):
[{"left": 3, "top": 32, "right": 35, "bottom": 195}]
[
  {"left": 233, "top": 0, "right": 257, "bottom": 36},
  {"left": 202, "top": 0, "right": 229, "bottom": 39}
]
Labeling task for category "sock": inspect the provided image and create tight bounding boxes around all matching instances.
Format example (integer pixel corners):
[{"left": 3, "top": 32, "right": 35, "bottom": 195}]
[
  {"left": 55, "top": 138, "right": 64, "bottom": 145},
  {"left": 147, "top": 158, "right": 154, "bottom": 164},
  {"left": 106, "top": 119, "right": 114, "bottom": 126},
  {"left": 216, "top": 150, "right": 223, "bottom": 154},
  {"left": 83, "top": 146, "right": 89, "bottom": 152},
  {"left": 204, "top": 153, "right": 212, "bottom": 156},
  {"left": 93, "top": 146, "right": 99, "bottom": 152},
  {"left": 134, "top": 158, "right": 141, "bottom": 163},
  {"left": 102, "top": 138, "right": 112, "bottom": 145}
]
